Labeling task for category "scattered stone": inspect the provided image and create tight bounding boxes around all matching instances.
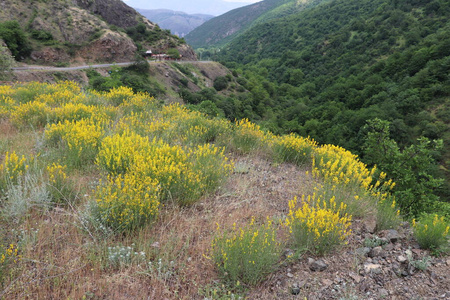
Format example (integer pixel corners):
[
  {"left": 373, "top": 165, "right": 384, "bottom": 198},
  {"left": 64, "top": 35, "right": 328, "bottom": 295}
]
[
  {"left": 385, "top": 229, "right": 401, "bottom": 243},
  {"left": 397, "top": 255, "right": 408, "bottom": 264},
  {"left": 321, "top": 279, "right": 333, "bottom": 287},
  {"left": 356, "top": 247, "right": 371, "bottom": 257},
  {"left": 287, "top": 272, "right": 294, "bottom": 278},
  {"left": 364, "top": 263, "right": 382, "bottom": 274},
  {"left": 383, "top": 243, "right": 394, "bottom": 251},
  {"left": 363, "top": 219, "right": 377, "bottom": 234},
  {"left": 349, "top": 272, "right": 362, "bottom": 283},
  {"left": 369, "top": 246, "right": 386, "bottom": 258},
  {"left": 379, "top": 288, "right": 389, "bottom": 297},
  {"left": 309, "top": 259, "right": 328, "bottom": 272},
  {"left": 291, "top": 284, "right": 300, "bottom": 295},
  {"left": 151, "top": 242, "right": 160, "bottom": 248},
  {"left": 446, "top": 258, "right": 450, "bottom": 266}
]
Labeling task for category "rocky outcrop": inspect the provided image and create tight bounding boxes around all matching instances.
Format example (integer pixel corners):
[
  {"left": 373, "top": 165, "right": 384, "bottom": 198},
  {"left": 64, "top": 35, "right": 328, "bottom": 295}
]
[
  {"left": 73, "top": 0, "right": 140, "bottom": 28},
  {"left": 78, "top": 31, "right": 137, "bottom": 63}
]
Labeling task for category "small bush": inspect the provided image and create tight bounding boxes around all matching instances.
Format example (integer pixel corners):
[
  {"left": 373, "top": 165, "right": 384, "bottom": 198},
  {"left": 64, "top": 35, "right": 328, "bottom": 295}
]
[
  {"left": 0, "top": 243, "right": 21, "bottom": 285},
  {"left": 94, "top": 173, "right": 160, "bottom": 233},
  {"left": 211, "top": 217, "right": 280, "bottom": 287},
  {"left": 107, "top": 244, "right": 146, "bottom": 269},
  {"left": 0, "top": 151, "right": 29, "bottom": 195},
  {"left": 272, "top": 134, "right": 317, "bottom": 166},
  {"left": 376, "top": 196, "right": 401, "bottom": 231},
  {"left": 46, "top": 163, "right": 76, "bottom": 204},
  {"left": 285, "top": 194, "right": 352, "bottom": 256},
  {"left": 412, "top": 214, "right": 449, "bottom": 252},
  {"left": 229, "top": 119, "right": 273, "bottom": 154}
]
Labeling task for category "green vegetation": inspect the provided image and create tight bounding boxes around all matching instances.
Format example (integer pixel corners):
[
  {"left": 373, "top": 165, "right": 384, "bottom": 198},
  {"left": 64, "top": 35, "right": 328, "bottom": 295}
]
[
  {"left": 190, "top": 0, "right": 450, "bottom": 217},
  {"left": 211, "top": 218, "right": 280, "bottom": 287},
  {"left": 0, "top": 21, "right": 32, "bottom": 60},
  {"left": 86, "top": 58, "right": 165, "bottom": 96},
  {"left": 0, "top": 44, "right": 16, "bottom": 80},
  {"left": 412, "top": 214, "right": 450, "bottom": 254}
]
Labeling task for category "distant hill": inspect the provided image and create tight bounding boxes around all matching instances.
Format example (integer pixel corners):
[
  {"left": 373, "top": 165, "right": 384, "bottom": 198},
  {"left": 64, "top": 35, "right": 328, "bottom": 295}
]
[
  {"left": 125, "top": 0, "right": 260, "bottom": 16},
  {"left": 0, "top": 0, "right": 195, "bottom": 65},
  {"left": 185, "top": 0, "right": 325, "bottom": 48},
  {"left": 137, "top": 9, "right": 213, "bottom": 37}
]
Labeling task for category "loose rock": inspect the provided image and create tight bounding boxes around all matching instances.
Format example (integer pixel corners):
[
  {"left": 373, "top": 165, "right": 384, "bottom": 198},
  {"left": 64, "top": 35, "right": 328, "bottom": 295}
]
[{"left": 309, "top": 259, "right": 328, "bottom": 272}]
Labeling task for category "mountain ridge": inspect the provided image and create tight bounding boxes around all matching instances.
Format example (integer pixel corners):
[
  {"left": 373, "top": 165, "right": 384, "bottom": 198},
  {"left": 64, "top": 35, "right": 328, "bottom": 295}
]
[{"left": 0, "top": 0, "right": 196, "bottom": 65}]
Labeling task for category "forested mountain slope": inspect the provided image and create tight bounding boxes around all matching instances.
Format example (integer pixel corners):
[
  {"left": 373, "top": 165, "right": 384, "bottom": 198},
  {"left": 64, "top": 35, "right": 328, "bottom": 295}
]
[
  {"left": 185, "top": 0, "right": 326, "bottom": 48},
  {"left": 191, "top": 0, "right": 450, "bottom": 211}
]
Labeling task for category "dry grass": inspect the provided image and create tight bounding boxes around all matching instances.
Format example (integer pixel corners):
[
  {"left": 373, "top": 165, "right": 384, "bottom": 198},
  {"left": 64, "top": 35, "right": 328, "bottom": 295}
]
[{"left": 1, "top": 152, "right": 315, "bottom": 299}]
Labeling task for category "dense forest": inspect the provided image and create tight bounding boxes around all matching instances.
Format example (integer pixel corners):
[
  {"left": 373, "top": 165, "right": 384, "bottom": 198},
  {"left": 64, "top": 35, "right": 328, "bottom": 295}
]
[{"left": 185, "top": 0, "right": 450, "bottom": 217}]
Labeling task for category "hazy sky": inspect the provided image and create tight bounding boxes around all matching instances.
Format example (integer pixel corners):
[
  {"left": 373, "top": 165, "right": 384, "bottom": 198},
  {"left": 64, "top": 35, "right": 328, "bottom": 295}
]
[{"left": 123, "top": 0, "right": 262, "bottom": 16}]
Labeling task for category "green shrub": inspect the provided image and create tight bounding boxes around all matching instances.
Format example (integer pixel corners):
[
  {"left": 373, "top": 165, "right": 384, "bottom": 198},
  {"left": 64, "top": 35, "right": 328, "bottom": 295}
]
[
  {"left": 412, "top": 214, "right": 449, "bottom": 253},
  {"left": 211, "top": 217, "right": 280, "bottom": 287}
]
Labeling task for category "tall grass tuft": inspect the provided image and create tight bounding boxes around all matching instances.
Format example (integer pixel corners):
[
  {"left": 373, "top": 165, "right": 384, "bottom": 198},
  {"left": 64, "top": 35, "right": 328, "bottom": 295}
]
[
  {"left": 412, "top": 214, "right": 449, "bottom": 253},
  {"left": 211, "top": 217, "right": 280, "bottom": 287}
]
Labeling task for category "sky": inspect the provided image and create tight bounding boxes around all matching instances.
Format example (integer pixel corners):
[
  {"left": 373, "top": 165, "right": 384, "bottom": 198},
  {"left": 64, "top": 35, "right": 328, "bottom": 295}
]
[{"left": 123, "top": 0, "right": 263, "bottom": 16}]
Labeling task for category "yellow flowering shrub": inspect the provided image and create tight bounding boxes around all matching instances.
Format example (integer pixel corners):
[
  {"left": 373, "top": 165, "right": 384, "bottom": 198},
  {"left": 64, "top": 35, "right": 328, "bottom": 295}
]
[
  {"left": 0, "top": 151, "right": 29, "bottom": 193},
  {"left": 161, "top": 104, "right": 230, "bottom": 145},
  {"left": 211, "top": 217, "right": 280, "bottom": 286},
  {"left": 45, "top": 118, "right": 107, "bottom": 168},
  {"left": 10, "top": 100, "right": 53, "bottom": 128},
  {"left": 189, "top": 144, "right": 234, "bottom": 194},
  {"left": 95, "top": 173, "right": 160, "bottom": 232},
  {"left": 96, "top": 130, "right": 151, "bottom": 176},
  {"left": 412, "top": 214, "right": 449, "bottom": 252},
  {"left": 285, "top": 194, "right": 352, "bottom": 255},
  {"left": 99, "top": 86, "right": 135, "bottom": 106},
  {"left": 273, "top": 134, "right": 317, "bottom": 165},
  {"left": 0, "top": 95, "right": 15, "bottom": 119},
  {"left": 46, "top": 163, "right": 75, "bottom": 204},
  {"left": 229, "top": 118, "right": 274, "bottom": 154},
  {"left": 0, "top": 243, "right": 21, "bottom": 284}
]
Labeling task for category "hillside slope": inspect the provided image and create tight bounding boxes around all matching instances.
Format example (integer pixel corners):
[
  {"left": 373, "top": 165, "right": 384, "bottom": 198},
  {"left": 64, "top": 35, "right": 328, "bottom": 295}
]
[
  {"left": 185, "top": 0, "right": 325, "bottom": 48},
  {"left": 137, "top": 9, "right": 213, "bottom": 37},
  {"left": 186, "top": 0, "right": 450, "bottom": 208},
  {"left": 0, "top": 0, "right": 195, "bottom": 64}
]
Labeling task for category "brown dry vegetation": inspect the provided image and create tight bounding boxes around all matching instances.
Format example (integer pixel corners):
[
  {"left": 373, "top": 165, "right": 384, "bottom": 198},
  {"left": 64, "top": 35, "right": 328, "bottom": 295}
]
[{"left": 0, "top": 150, "right": 315, "bottom": 299}]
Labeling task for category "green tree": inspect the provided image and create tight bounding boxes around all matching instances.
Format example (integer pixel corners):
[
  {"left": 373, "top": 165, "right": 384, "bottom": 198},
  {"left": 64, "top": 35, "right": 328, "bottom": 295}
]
[
  {"left": 363, "top": 118, "right": 444, "bottom": 217},
  {"left": 0, "top": 21, "right": 32, "bottom": 60},
  {"left": 0, "top": 44, "right": 16, "bottom": 80},
  {"left": 167, "top": 48, "right": 180, "bottom": 59}
]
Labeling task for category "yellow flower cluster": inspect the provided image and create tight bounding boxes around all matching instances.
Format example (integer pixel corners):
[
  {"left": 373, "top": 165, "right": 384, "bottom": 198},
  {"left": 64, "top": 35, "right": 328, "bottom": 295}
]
[
  {"left": 0, "top": 95, "right": 15, "bottom": 118},
  {"left": 312, "top": 144, "right": 374, "bottom": 190},
  {"left": 0, "top": 151, "right": 29, "bottom": 191},
  {"left": 94, "top": 86, "right": 135, "bottom": 106},
  {"left": 273, "top": 133, "right": 317, "bottom": 165},
  {"left": 412, "top": 214, "right": 449, "bottom": 250},
  {"left": 47, "top": 163, "right": 67, "bottom": 183},
  {"left": 45, "top": 118, "right": 106, "bottom": 167},
  {"left": 285, "top": 194, "right": 352, "bottom": 255},
  {"left": 0, "top": 243, "right": 21, "bottom": 264},
  {"left": 95, "top": 173, "right": 160, "bottom": 231},
  {"left": 230, "top": 118, "right": 274, "bottom": 153},
  {"left": 211, "top": 217, "right": 279, "bottom": 286}
]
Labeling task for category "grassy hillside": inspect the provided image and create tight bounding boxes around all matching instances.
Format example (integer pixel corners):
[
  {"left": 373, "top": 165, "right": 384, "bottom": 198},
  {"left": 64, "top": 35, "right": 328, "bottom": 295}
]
[
  {"left": 195, "top": 0, "right": 450, "bottom": 211},
  {"left": 0, "top": 81, "right": 448, "bottom": 298}
]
